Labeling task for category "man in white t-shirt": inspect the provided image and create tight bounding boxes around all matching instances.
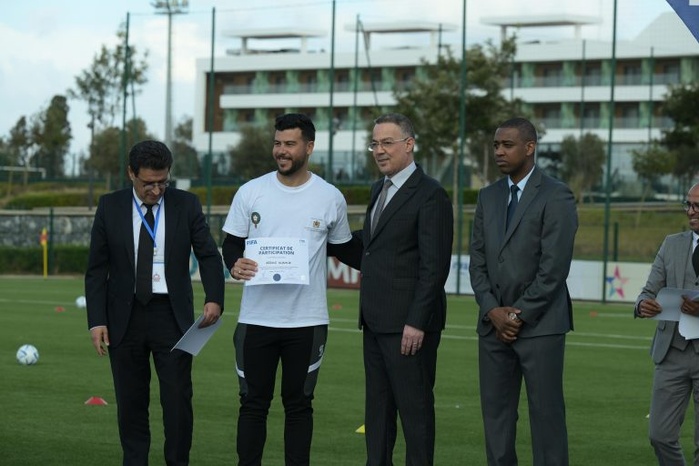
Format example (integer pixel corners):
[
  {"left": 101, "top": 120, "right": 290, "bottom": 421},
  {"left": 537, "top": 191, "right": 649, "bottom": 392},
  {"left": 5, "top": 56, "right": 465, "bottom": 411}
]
[{"left": 221, "top": 113, "right": 356, "bottom": 465}]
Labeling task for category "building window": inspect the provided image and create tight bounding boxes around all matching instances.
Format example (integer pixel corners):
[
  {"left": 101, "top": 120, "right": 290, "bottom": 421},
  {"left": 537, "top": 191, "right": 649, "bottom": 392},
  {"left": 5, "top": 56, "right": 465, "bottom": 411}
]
[
  {"left": 581, "top": 105, "right": 601, "bottom": 129},
  {"left": 361, "top": 68, "right": 382, "bottom": 91},
  {"left": 298, "top": 108, "right": 317, "bottom": 123},
  {"left": 582, "top": 63, "right": 602, "bottom": 86},
  {"left": 395, "top": 67, "right": 415, "bottom": 91},
  {"left": 617, "top": 104, "right": 639, "bottom": 128},
  {"left": 619, "top": 62, "right": 642, "bottom": 85},
  {"left": 299, "top": 72, "right": 317, "bottom": 93},
  {"left": 536, "top": 104, "right": 562, "bottom": 128},
  {"left": 537, "top": 64, "right": 564, "bottom": 87},
  {"left": 224, "top": 73, "right": 255, "bottom": 95},
  {"left": 656, "top": 60, "right": 680, "bottom": 85},
  {"left": 269, "top": 73, "right": 286, "bottom": 93},
  {"left": 335, "top": 70, "right": 350, "bottom": 92}
]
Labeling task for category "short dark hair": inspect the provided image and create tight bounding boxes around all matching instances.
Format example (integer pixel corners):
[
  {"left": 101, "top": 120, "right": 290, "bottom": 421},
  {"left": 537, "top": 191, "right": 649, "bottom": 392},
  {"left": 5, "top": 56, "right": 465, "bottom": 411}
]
[
  {"left": 128, "top": 140, "right": 173, "bottom": 176},
  {"left": 275, "top": 113, "right": 316, "bottom": 142},
  {"left": 497, "top": 117, "right": 538, "bottom": 144},
  {"left": 374, "top": 113, "right": 416, "bottom": 139}
]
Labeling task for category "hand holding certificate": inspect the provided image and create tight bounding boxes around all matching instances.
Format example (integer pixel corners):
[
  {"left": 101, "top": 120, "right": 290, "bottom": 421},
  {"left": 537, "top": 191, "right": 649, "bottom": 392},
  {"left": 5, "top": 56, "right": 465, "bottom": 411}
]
[
  {"left": 654, "top": 288, "right": 699, "bottom": 339},
  {"left": 244, "top": 237, "right": 310, "bottom": 286}
]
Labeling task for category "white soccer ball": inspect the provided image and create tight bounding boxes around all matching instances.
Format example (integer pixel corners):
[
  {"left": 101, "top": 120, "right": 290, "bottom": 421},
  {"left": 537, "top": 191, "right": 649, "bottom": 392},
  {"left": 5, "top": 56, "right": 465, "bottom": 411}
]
[
  {"left": 75, "top": 296, "right": 87, "bottom": 309},
  {"left": 16, "top": 344, "right": 39, "bottom": 365}
]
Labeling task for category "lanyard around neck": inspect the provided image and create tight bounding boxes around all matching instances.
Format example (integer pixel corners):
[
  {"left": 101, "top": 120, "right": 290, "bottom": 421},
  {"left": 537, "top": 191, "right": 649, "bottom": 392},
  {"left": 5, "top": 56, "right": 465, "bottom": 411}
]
[{"left": 133, "top": 196, "right": 161, "bottom": 249}]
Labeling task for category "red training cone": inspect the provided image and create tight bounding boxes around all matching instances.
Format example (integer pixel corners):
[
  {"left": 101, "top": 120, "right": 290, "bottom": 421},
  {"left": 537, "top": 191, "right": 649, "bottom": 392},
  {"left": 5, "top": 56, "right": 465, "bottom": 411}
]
[{"left": 84, "top": 396, "right": 108, "bottom": 406}]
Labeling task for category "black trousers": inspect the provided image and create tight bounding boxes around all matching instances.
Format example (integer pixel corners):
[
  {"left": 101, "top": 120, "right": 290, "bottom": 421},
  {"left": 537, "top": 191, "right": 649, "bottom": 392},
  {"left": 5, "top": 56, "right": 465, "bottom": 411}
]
[
  {"left": 233, "top": 323, "right": 327, "bottom": 466},
  {"left": 362, "top": 328, "right": 441, "bottom": 466},
  {"left": 108, "top": 296, "right": 192, "bottom": 466}
]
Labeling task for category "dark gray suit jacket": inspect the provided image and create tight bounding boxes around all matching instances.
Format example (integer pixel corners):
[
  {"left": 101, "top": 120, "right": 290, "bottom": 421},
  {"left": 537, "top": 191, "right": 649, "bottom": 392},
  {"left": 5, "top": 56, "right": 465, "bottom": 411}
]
[
  {"left": 469, "top": 166, "right": 577, "bottom": 337},
  {"left": 85, "top": 188, "right": 225, "bottom": 348},
  {"left": 636, "top": 230, "right": 696, "bottom": 364},
  {"left": 359, "top": 165, "right": 453, "bottom": 333}
]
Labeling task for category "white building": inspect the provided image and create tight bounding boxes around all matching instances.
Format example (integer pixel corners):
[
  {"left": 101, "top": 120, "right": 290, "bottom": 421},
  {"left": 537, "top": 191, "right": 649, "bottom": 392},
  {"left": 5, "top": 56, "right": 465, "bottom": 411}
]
[
  {"left": 192, "top": 12, "right": 699, "bottom": 190},
  {"left": 193, "top": 22, "right": 455, "bottom": 182}
]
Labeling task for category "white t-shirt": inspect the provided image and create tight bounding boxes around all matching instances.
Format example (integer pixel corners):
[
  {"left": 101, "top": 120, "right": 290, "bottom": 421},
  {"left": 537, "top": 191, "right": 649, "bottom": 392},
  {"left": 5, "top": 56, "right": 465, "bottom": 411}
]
[{"left": 222, "top": 172, "right": 352, "bottom": 327}]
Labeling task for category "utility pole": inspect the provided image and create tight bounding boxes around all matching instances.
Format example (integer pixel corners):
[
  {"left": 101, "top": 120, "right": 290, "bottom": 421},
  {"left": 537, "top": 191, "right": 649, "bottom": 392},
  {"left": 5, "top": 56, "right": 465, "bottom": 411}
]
[{"left": 152, "top": 0, "right": 189, "bottom": 149}]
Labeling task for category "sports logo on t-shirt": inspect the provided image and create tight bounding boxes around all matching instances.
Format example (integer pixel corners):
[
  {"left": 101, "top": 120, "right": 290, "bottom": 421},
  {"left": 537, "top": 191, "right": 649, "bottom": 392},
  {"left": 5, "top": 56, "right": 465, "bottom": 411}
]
[{"left": 308, "top": 218, "right": 325, "bottom": 232}]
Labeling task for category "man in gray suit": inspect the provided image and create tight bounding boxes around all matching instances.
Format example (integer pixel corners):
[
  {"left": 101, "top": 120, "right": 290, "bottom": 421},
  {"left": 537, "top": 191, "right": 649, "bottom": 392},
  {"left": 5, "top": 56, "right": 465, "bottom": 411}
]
[
  {"left": 469, "top": 117, "right": 578, "bottom": 466},
  {"left": 635, "top": 182, "right": 699, "bottom": 465}
]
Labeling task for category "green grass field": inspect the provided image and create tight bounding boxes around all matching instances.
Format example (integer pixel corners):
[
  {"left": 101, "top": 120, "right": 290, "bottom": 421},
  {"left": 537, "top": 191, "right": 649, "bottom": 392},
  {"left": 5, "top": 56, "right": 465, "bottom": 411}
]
[{"left": 0, "top": 276, "right": 693, "bottom": 465}]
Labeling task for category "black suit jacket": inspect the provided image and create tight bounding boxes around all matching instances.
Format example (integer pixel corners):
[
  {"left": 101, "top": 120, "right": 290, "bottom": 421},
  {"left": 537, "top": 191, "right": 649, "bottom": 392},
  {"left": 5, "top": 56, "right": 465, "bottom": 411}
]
[
  {"left": 85, "top": 188, "right": 225, "bottom": 347},
  {"left": 359, "top": 166, "right": 453, "bottom": 333}
]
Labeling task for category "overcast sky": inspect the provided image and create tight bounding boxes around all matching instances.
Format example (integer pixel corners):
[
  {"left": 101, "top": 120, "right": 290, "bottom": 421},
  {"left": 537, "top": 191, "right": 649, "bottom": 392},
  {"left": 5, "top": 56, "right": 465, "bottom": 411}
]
[{"left": 0, "top": 0, "right": 676, "bottom": 174}]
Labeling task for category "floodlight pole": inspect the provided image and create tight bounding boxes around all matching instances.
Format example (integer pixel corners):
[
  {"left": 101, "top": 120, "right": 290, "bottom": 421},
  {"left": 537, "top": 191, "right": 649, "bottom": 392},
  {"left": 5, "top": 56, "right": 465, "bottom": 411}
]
[
  {"left": 119, "top": 12, "right": 130, "bottom": 190},
  {"left": 455, "top": 0, "right": 467, "bottom": 294},
  {"left": 602, "top": 0, "right": 618, "bottom": 303},
  {"left": 206, "top": 7, "right": 216, "bottom": 220},
  {"left": 152, "top": 1, "right": 189, "bottom": 149},
  {"left": 327, "top": 0, "right": 337, "bottom": 183}
]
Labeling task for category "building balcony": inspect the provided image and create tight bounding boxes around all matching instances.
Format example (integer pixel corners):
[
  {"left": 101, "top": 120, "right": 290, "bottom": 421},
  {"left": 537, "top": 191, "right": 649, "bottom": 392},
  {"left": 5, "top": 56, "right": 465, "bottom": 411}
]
[{"left": 504, "top": 72, "right": 680, "bottom": 89}]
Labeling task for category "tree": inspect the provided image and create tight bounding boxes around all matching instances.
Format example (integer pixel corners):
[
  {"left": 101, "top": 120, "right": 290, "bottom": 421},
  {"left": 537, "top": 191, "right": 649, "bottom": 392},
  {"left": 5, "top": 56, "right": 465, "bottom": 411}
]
[
  {"left": 228, "top": 125, "right": 276, "bottom": 181},
  {"left": 391, "top": 37, "right": 527, "bottom": 185},
  {"left": 660, "top": 83, "right": 699, "bottom": 188},
  {"left": 68, "top": 25, "right": 149, "bottom": 139},
  {"left": 171, "top": 117, "right": 201, "bottom": 179},
  {"left": 631, "top": 145, "right": 674, "bottom": 200},
  {"left": 559, "top": 133, "right": 606, "bottom": 203},
  {"left": 6, "top": 116, "right": 33, "bottom": 167},
  {"left": 631, "top": 144, "right": 674, "bottom": 225},
  {"left": 31, "top": 95, "right": 72, "bottom": 178},
  {"left": 88, "top": 118, "right": 154, "bottom": 186},
  {"left": 0, "top": 137, "right": 11, "bottom": 167}
]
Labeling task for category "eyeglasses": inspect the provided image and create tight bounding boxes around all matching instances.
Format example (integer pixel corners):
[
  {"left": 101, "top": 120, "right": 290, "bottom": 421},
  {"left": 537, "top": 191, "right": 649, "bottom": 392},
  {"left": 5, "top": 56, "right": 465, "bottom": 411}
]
[
  {"left": 682, "top": 201, "right": 699, "bottom": 212},
  {"left": 136, "top": 176, "right": 170, "bottom": 191},
  {"left": 368, "top": 137, "right": 410, "bottom": 152}
]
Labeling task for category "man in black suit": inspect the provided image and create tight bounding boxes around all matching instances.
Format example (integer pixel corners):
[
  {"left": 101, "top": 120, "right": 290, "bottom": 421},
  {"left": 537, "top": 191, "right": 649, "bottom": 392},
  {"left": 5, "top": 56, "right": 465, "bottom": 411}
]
[
  {"left": 334, "top": 113, "right": 453, "bottom": 465},
  {"left": 85, "top": 140, "right": 225, "bottom": 466},
  {"left": 469, "top": 117, "right": 577, "bottom": 466}
]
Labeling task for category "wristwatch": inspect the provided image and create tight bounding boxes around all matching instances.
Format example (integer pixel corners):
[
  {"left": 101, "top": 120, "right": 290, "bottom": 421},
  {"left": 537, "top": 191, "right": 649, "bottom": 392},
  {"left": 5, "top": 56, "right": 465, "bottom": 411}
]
[{"left": 508, "top": 312, "right": 520, "bottom": 321}]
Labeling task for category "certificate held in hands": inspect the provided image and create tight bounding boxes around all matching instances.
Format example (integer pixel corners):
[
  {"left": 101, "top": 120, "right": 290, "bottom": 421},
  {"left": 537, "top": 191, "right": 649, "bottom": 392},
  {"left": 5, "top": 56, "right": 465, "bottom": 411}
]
[{"left": 245, "top": 237, "right": 310, "bottom": 286}]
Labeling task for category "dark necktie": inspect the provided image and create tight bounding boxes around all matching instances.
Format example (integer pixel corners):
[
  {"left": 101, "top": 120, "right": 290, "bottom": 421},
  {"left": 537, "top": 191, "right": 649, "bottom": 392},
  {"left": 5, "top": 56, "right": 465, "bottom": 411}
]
[
  {"left": 693, "top": 238, "right": 699, "bottom": 276},
  {"left": 506, "top": 185, "right": 519, "bottom": 230},
  {"left": 371, "top": 179, "right": 392, "bottom": 235},
  {"left": 135, "top": 204, "right": 155, "bottom": 305}
]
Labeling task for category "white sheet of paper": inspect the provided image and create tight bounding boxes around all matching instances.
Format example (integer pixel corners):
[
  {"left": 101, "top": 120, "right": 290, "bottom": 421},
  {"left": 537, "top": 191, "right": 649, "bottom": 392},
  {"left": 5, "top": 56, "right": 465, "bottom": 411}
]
[
  {"left": 171, "top": 314, "right": 223, "bottom": 356},
  {"left": 654, "top": 288, "right": 699, "bottom": 339},
  {"left": 654, "top": 288, "right": 685, "bottom": 322},
  {"left": 244, "top": 237, "right": 310, "bottom": 286},
  {"left": 679, "top": 316, "right": 699, "bottom": 340}
]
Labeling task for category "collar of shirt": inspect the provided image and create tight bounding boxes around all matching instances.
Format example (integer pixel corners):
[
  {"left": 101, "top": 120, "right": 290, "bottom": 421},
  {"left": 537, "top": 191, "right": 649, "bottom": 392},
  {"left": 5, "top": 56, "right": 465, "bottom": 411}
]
[
  {"left": 374, "top": 161, "right": 416, "bottom": 215},
  {"left": 508, "top": 166, "right": 535, "bottom": 199},
  {"left": 385, "top": 161, "right": 417, "bottom": 191}
]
